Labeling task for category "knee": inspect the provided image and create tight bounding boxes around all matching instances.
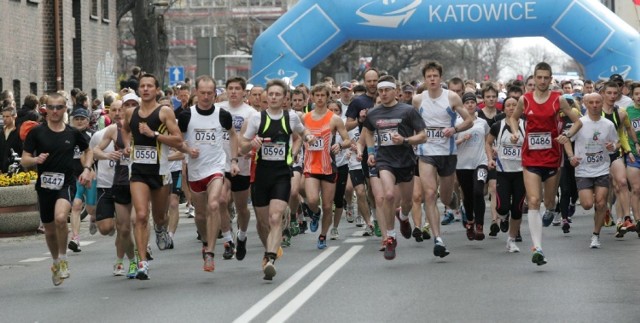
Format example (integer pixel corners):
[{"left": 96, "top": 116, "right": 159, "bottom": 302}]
[
  {"left": 582, "top": 201, "right": 594, "bottom": 210},
  {"left": 595, "top": 200, "right": 607, "bottom": 212},
  {"left": 528, "top": 196, "right": 541, "bottom": 208},
  {"left": 383, "top": 190, "right": 395, "bottom": 204},
  {"left": 424, "top": 189, "right": 437, "bottom": 202},
  {"left": 54, "top": 214, "right": 67, "bottom": 227},
  {"left": 208, "top": 200, "right": 220, "bottom": 213},
  {"left": 268, "top": 213, "right": 281, "bottom": 227}
]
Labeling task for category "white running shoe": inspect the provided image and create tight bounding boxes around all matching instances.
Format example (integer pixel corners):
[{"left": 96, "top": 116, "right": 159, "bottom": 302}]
[
  {"left": 506, "top": 238, "right": 520, "bottom": 253},
  {"left": 330, "top": 227, "right": 339, "bottom": 240},
  {"left": 113, "top": 262, "right": 126, "bottom": 276},
  {"left": 590, "top": 234, "right": 601, "bottom": 249}
]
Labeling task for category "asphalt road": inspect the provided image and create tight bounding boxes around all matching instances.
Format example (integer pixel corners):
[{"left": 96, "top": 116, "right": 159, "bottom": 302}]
[{"left": 1, "top": 203, "right": 639, "bottom": 323}]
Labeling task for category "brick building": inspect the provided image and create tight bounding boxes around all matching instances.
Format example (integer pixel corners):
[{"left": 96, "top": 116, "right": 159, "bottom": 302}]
[{"left": 0, "top": 0, "right": 118, "bottom": 106}]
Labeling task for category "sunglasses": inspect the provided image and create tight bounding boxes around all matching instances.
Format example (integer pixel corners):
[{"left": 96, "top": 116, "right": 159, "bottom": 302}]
[
  {"left": 331, "top": 91, "right": 340, "bottom": 94},
  {"left": 46, "top": 105, "right": 66, "bottom": 111}
]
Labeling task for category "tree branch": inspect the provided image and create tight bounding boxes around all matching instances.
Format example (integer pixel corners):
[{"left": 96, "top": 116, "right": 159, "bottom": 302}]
[{"left": 116, "top": 0, "right": 136, "bottom": 26}]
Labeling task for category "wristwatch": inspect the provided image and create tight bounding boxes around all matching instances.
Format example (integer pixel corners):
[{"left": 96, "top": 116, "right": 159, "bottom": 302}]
[
  {"left": 403, "top": 137, "right": 409, "bottom": 145},
  {"left": 154, "top": 131, "right": 160, "bottom": 139}
]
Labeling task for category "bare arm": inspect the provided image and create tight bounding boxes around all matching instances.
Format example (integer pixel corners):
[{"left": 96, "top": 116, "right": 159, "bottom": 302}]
[
  {"left": 93, "top": 125, "right": 121, "bottom": 161},
  {"left": 449, "top": 92, "right": 472, "bottom": 135},
  {"left": 509, "top": 97, "right": 525, "bottom": 143},
  {"left": 158, "top": 106, "right": 184, "bottom": 149},
  {"left": 485, "top": 133, "right": 497, "bottom": 169}
]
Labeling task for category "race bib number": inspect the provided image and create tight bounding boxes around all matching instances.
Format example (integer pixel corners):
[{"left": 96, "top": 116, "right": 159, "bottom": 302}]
[
  {"left": 528, "top": 132, "right": 552, "bottom": 150},
  {"left": 308, "top": 137, "right": 324, "bottom": 151},
  {"left": 119, "top": 154, "right": 130, "bottom": 166},
  {"left": 194, "top": 129, "right": 217, "bottom": 145},
  {"left": 378, "top": 128, "right": 398, "bottom": 146},
  {"left": 632, "top": 118, "right": 640, "bottom": 132},
  {"left": 133, "top": 145, "right": 158, "bottom": 164},
  {"left": 261, "top": 142, "right": 286, "bottom": 161},
  {"left": 41, "top": 172, "right": 64, "bottom": 190},
  {"left": 499, "top": 144, "right": 522, "bottom": 160},
  {"left": 426, "top": 127, "right": 445, "bottom": 142},
  {"left": 585, "top": 151, "right": 605, "bottom": 164},
  {"left": 73, "top": 146, "right": 81, "bottom": 159},
  {"left": 222, "top": 130, "right": 230, "bottom": 141}
]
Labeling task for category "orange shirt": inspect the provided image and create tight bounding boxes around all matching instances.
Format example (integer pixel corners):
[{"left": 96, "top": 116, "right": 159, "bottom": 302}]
[{"left": 303, "top": 111, "right": 334, "bottom": 175}]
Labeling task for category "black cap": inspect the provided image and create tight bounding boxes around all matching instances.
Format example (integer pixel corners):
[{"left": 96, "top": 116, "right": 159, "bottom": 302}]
[
  {"left": 610, "top": 73, "right": 624, "bottom": 85},
  {"left": 462, "top": 92, "right": 477, "bottom": 103},
  {"left": 70, "top": 108, "right": 90, "bottom": 119}
]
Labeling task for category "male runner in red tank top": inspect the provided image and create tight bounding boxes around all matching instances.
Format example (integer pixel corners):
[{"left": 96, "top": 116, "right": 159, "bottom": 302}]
[{"left": 508, "top": 62, "right": 582, "bottom": 266}]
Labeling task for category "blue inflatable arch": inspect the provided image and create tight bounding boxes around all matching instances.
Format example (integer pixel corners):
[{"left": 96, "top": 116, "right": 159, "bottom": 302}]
[{"left": 251, "top": 0, "right": 640, "bottom": 86}]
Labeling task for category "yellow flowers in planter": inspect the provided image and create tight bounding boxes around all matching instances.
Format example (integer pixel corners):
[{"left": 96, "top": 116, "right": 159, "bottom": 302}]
[{"left": 0, "top": 171, "right": 37, "bottom": 187}]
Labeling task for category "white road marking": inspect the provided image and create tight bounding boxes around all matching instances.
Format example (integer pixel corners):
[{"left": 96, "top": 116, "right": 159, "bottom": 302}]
[
  {"left": 19, "top": 257, "right": 49, "bottom": 263},
  {"left": 267, "top": 245, "right": 363, "bottom": 323},
  {"left": 233, "top": 246, "right": 338, "bottom": 323},
  {"left": 80, "top": 241, "right": 95, "bottom": 247},
  {"left": 352, "top": 230, "right": 365, "bottom": 236},
  {"left": 344, "top": 238, "right": 367, "bottom": 243}
]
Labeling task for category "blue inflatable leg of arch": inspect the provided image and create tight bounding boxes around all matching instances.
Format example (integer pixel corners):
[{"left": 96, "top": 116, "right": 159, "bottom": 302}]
[{"left": 251, "top": 0, "right": 640, "bottom": 86}]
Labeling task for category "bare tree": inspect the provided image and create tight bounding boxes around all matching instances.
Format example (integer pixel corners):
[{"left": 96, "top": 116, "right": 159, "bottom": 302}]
[{"left": 117, "top": 0, "right": 175, "bottom": 85}]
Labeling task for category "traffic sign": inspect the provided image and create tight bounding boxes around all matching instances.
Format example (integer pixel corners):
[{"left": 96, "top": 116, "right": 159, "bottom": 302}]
[{"left": 168, "top": 66, "right": 185, "bottom": 85}]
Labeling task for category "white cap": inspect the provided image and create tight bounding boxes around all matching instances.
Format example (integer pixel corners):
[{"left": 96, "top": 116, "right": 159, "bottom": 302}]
[
  {"left": 246, "top": 83, "right": 254, "bottom": 91},
  {"left": 122, "top": 93, "right": 140, "bottom": 104}
]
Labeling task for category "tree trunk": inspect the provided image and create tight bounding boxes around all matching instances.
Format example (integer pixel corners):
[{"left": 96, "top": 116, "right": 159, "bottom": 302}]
[{"left": 132, "top": 0, "right": 167, "bottom": 87}]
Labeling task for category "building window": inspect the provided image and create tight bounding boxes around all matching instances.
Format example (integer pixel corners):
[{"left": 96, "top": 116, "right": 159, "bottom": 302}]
[
  {"left": 30, "top": 82, "right": 37, "bottom": 95},
  {"left": 27, "top": 0, "right": 42, "bottom": 5},
  {"left": 91, "top": 0, "right": 99, "bottom": 19},
  {"left": 102, "top": 0, "right": 110, "bottom": 22},
  {"left": 13, "top": 80, "right": 21, "bottom": 108},
  {"left": 173, "top": 26, "right": 189, "bottom": 47},
  {"left": 190, "top": 0, "right": 227, "bottom": 8}
]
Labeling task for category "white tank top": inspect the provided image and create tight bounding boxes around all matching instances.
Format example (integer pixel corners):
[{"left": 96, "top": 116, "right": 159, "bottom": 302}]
[
  {"left": 347, "top": 126, "right": 362, "bottom": 170},
  {"left": 495, "top": 119, "right": 525, "bottom": 172},
  {"left": 90, "top": 129, "right": 115, "bottom": 188},
  {"left": 218, "top": 101, "right": 254, "bottom": 176},
  {"left": 417, "top": 89, "right": 458, "bottom": 156},
  {"left": 185, "top": 105, "right": 227, "bottom": 181}
]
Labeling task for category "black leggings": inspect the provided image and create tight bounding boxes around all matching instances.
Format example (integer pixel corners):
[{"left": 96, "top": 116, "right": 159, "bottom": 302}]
[
  {"left": 333, "top": 164, "right": 349, "bottom": 209},
  {"left": 456, "top": 166, "right": 487, "bottom": 225},
  {"left": 559, "top": 162, "right": 578, "bottom": 218},
  {"left": 495, "top": 171, "right": 526, "bottom": 220}
]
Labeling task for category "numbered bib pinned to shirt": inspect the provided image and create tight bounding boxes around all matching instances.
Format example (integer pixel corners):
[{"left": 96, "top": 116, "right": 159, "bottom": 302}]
[
  {"left": 499, "top": 144, "right": 522, "bottom": 160},
  {"left": 632, "top": 118, "right": 640, "bottom": 133},
  {"left": 194, "top": 129, "right": 218, "bottom": 145},
  {"left": 426, "top": 127, "right": 445, "bottom": 143},
  {"left": 308, "top": 137, "right": 324, "bottom": 151},
  {"left": 528, "top": 132, "right": 552, "bottom": 150},
  {"left": 378, "top": 128, "right": 398, "bottom": 146},
  {"left": 133, "top": 145, "right": 158, "bottom": 164},
  {"left": 40, "top": 172, "right": 65, "bottom": 190},
  {"left": 585, "top": 151, "right": 605, "bottom": 164},
  {"left": 261, "top": 142, "right": 286, "bottom": 161}
]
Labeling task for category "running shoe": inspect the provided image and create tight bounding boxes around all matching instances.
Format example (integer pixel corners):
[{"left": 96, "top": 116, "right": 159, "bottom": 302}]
[
  {"left": 568, "top": 203, "right": 576, "bottom": 217},
  {"left": 515, "top": 230, "right": 522, "bottom": 242},
  {"left": 603, "top": 209, "right": 613, "bottom": 227},
  {"left": 465, "top": 223, "right": 475, "bottom": 241},
  {"left": 396, "top": 213, "right": 412, "bottom": 239},
  {"left": 506, "top": 238, "right": 520, "bottom": 253},
  {"left": 203, "top": 252, "right": 215, "bottom": 272},
  {"left": 187, "top": 205, "right": 195, "bottom": 218},
  {"left": 373, "top": 220, "right": 382, "bottom": 237},
  {"left": 459, "top": 205, "right": 467, "bottom": 227},
  {"left": 277, "top": 246, "right": 283, "bottom": 259},
  {"left": 346, "top": 209, "right": 354, "bottom": 223},
  {"left": 299, "top": 220, "right": 308, "bottom": 234},
  {"left": 59, "top": 260, "right": 70, "bottom": 279},
  {"left": 68, "top": 237, "right": 81, "bottom": 253},
  {"left": 433, "top": 237, "right": 450, "bottom": 258},
  {"left": 552, "top": 213, "right": 562, "bottom": 226},
  {"left": 489, "top": 222, "right": 499, "bottom": 237},
  {"left": 412, "top": 227, "right": 423, "bottom": 242},
  {"left": 223, "top": 241, "right": 236, "bottom": 260},
  {"left": 421, "top": 224, "right": 431, "bottom": 240},
  {"left": 622, "top": 216, "right": 637, "bottom": 232},
  {"left": 146, "top": 245, "right": 154, "bottom": 261},
  {"left": 262, "top": 257, "right": 276, "bottom": 281},
  {"left": 309, "top": 210, "right": 320, "bottom": 233},
  {"left": 500, "top": 218, "right": 509, "bottom": 233},
  {"left": 383, "top": 237, "right": 397, "bottom": 260},
  {"left": 355, "top": 215, "right": 364, "bottom": 227},
  {"left": 531, "top": 248, "right": 547, "bottom": 266},
  {"left": 281, "top": 235, "right": 291, "bottom": 248},
  {"left": 155, "top": 226, "right": 169, "bottom": 250},
  {"left": 127, "top": 260, "right": 137, "bottom": 279},
  {"left": 136, "top": 261, "right": 149, "bottom": 280},
  {"left": 113, "top": 262, "right": 126, "bottom": 276},
  {"left": 590, "top": 234, "right": 601, "bottom": 249},
  {"left": 236, "top": 237, "right": 247, "bottom": 261},
  {"left": 89, "top": 220, "right": 97, "bottom": 235},
  {"left": 523, "top": 201, "right": 529, "bottom": 214},
  {"left": 475, "top": 224, "right": 485, "bottom": 241},
  {"left": 317, "top": 235, "right": 327, "bottom": 250},
  {"left": 363, "top": 224, "right": 374, "bottom": 236},
  {"left": 441, "top": 209, "right": 455, "bottom": 225},
  {"left": 301, "top": 202, "right": 312, "bottom": 219},
  {"left": 562, "top": 219, "right": 571, "bottom": 234},
  {"left": 542, "top": 210, "right": 555, "bottom": 227},
  {"left": 51, "top": 263, "right": 63, "bottom": 286},
  {"left": 166, "top": 233, "right": 174, "bottom": 249},
  {"left": 379, "top": 240, "right": 386, "bottom": 252},
  {"left": 330, "top": 227, "right": 339, "bottom": 240},
  {"left": 290, "top": 221, "right": 300, "bottom": 236},
  {"left": 616, "top": 221, "right": 626, "bottom": 238}
]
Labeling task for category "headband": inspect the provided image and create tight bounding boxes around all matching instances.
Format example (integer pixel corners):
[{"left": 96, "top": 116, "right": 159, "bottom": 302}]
[{"left": 377, "top": 81, "right": 397, "bottom": 89}]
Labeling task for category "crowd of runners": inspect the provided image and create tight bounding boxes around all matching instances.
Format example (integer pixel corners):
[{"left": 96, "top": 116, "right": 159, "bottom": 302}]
[{"left": 5, "top": 60, "right": 640, "bottom": 286}]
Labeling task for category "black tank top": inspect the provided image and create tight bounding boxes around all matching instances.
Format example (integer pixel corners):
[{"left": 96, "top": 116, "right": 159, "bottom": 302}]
[
  {"left": 129, "top": 106, "right": 164, "bottom": 175},
  {"left": 256, "top": 111, "right": 292, "bottom": 177},
  {"left": 603, "top": 106, "right": 620, "bottom": 129}
]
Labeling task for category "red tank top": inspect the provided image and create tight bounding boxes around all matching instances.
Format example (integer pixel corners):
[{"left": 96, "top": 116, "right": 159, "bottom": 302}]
[
  {"left": 522, "top": 91, "right": 563, "bottom": 168},
  {"left": 303, "top": 110, "right": 334, "bottom": 175}
]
